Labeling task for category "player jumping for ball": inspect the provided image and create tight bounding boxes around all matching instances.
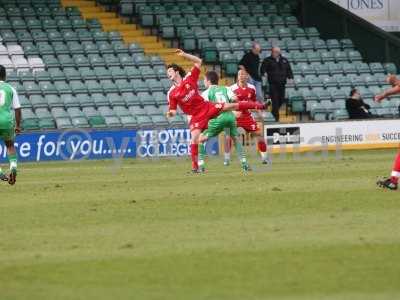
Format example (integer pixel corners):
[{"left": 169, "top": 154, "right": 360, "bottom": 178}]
[
  {"left": 198, "top": 70, "right": 250, "bottom": 172},
  {"left": 0, "top": 65, "right": 21, "bottom": 185},
  {"left": 166, "top": 50, "right": 265, "bottom": 172},
  {"left": 375, "top": 74, "right": 400, "bottom": 190},
  {"left": 226, "top": 69, "right": 269, "bottom": 165}
]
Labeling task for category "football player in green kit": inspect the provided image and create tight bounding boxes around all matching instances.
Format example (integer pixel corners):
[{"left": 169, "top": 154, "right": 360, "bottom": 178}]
[
  {"left": 0, "top": 65, "right": 21, "bottom": 185},
  {"left": 198, "top": 71, "right": 250, "bottom": 172}
]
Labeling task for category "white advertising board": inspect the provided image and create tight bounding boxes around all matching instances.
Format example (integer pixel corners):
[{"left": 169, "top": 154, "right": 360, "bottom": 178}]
[{"left": 265, "top": 119, "right": 400, "bottom": 151}]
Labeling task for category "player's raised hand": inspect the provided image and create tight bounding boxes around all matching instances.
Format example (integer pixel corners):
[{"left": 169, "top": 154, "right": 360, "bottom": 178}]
[
  {"left": 175, "top": 49, "right": 185, "bottom": 56},
  {"left": 374, "top": 94, "right": 385, "bottom": 102},
  {"left": 166, "top": 110, "right": 176, "bottom": 118}
]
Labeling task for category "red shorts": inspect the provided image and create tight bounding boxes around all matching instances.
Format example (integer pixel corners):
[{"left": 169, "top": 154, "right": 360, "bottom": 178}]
[
  {"left": 189, "top": 102, "right": 224, "bottom": 131},
  {"left": 237, "top": 116, "right": 259, "bottom": 132}
]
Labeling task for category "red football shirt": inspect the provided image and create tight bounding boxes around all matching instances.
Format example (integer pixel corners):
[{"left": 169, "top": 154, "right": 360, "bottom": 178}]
[
  {"left": 229, "top": 83, "right": 257, "bottom": 118},
  {"left": 167, "top": 66, "right": 206, "bottom": 116}
]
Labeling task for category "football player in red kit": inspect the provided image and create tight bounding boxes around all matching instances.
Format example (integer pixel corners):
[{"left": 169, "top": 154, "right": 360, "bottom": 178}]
[
  {"left": 226, "top": 69, "right": 269, "bottom": 165},
  {"left": 375, "top": 74, "right": 400, "bottom": 190},
  {"left": 166, "top": 50, "right": 266, "bottom": 172}
]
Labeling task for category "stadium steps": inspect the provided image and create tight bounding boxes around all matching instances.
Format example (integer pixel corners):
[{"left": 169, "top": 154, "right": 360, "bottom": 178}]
[{"left": 63, "top": 0, "right": 210, "bottom": 73}]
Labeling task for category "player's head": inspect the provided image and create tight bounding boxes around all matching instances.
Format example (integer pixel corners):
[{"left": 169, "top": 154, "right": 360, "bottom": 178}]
[
  {"left": 271, "top": 47, "right": 281, "bottom": 59},
  {"left": 237, "top": 69, "right": 249, "bottom": 85},
  {"left": 0, "top": 65, "right": 6, "bottom": 81},
  {"left": 350, "top": 88, "right": 360, "bottom": 99},
  {"left": 204, "top": 71, "right": 219, "bottom": 88},
  {"left": 387, "top": 74, "right": 398, "bottom": 86},
  {"left": 251, "top": 42, "right": 261, "bottom": 55},
  {"left": 166, "top": 64, "right": 186, "bottom": 83}
]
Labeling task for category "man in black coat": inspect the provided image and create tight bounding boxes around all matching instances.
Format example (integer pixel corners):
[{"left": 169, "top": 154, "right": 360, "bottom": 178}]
[
  {"left": 238, "top": 42, "right": 263, "bottom": 102},
  {"left": 346, "top": 88, "right": 373, "bottom": 119},
  {"left": 260, "top": 47, "right": 293, "bottom": 121}
]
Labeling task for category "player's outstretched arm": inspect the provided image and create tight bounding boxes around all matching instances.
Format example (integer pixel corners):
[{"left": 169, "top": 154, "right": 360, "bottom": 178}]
[
  {"left": 375, "top": 86, "right": 400, "bottom": 102},
  {"left": 176, "top": 49, "right": 202, "bottom": 68},
  {"left": 14, "top": 108, "right": 21, "bottom": 134},
  {"left": 166, "top": 110, "right": 177, "bottom": 118}
]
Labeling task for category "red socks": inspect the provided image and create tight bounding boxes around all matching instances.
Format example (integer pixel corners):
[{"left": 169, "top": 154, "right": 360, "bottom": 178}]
[
  {"left": 190, "top": 143, "right": 199, "bottom": 170},
  {"left": 238, "top": 101, "right": 265, "bottom": 111},
  {"left": 391, "top": 152, "right": 400, "bottom": 184},
  {"left": 257, "top": 140, "right": 267, "bottom": 153}
]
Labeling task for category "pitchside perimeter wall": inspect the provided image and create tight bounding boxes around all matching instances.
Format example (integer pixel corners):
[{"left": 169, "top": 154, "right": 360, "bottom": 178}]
[{"left": 0, "top": 119, "right": 399, "bottom": 162}]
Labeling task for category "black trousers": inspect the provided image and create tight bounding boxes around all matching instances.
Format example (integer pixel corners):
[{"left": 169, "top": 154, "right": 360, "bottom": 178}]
[{"left": 269, "top": 82, "right": 286, "bottom": 121}]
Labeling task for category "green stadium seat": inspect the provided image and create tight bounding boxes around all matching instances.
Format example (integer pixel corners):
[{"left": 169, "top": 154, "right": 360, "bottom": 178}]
[
  {"left": 78, "top": 67, "right": 96, "bottom": 80},
  {"left": 22, "top": 43, "right": 39, "bottom": 55},
  {"left": 24, "top": 82, "right": 41, "bottom": 95},
  {"left": 54, "top": 81, "right": 71, "bottom": 95},
  {"left": 56, "top": 54, "right": 74, "bottom": 68},
  {"left": 116, "top": 79, "right": 134, "bottom": 93},
  {"left": 19, "top": 70, "right": 35, "bottom": 82},
  {"left": 331, "top": 109, "right": 349, "bottom": 120},
  {"left": 51, "top": 107, "right": 69, "bottom": 119},
  {"left": 138, "top": 92, "right": 155, "bottom": 106},
  {"left": 86, "top": 80, "right": 103, "bottom": 94},
  {"left": 104, "top": 116, "right": 122, "bottom": 127},
  {"left": 70, "top": 81, "right": 87, "bottom": 94},
  {"left": 120, "top": 115, "right": 137, "bottom": 127},
  {"left": 45, "top": 94, "right": 63, "bottom": 108},
  {"left": 122, "top": 92, "right": 140, "bottom": 106},
  {"left": 90, "top": 93, "right": 108, "bottom": 107},
  {"left": 64, "top": 67, "right": 81, "bottom": 81},
  {"left": 53, "top": 42, "right": 70, "bottom": 55},
  {"left": 37, "top": 42, "right": 54, "bottom": 55},
  {"left": 60, "top": 94, "right": 78, "bottom": 108},
  {"left": 76, "top": 94, "right": 94, "bottom": 107},
  {"left": 340, "top": 38, "right": 354, "bottom": 49},
  {"left": 40, "top": 81, "right": 57, "bottom": 95},
  {"left": 89, "top": 115, "right": 106, "bottom": 128},
  {"left": 31, "top": 30, "right": 48, "bottom": 42},
  {"left": 100, "top": 80, "right": 118, "bottom": 93},
  {"left": 369, "top": 62, "right": 385, "bottom": 74},
  {"left": 136, "top": 115, "right": 153, "bottom": 128},
  {"left": 113, "top": 106, "right": 131, "bottom": 117},
  {"left": 347, "top": 50, "right": 362, "bottom": 62},
  {"left": 109, "top": 67, "right": 126, "bottom": 80},
  {"left": 355, "top": 62, "right": 370, "bottom": 74},
  {"left": 22, "top": 119, "right": 40, "bottom": 130},
  {"left": 118, "top": 53, "right": 135, "bottom": 67},
  {"left": 55, "top": 117, "right": 73, "bottom": 129},
  {"left": 384, "top": 63, "right": 397, "bottom": 74}
]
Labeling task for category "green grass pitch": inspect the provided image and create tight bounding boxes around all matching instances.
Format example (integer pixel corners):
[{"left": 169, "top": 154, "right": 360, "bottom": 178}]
[{"left": 0, "top": 149, "right": 399, "bottom": 300}]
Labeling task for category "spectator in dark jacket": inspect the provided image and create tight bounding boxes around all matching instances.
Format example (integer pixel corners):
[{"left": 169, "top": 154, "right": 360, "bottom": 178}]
[
  {"left": 238, "top": 42, "right": 263, "bottom": 102},
  {"left": 260, "top": 47, "right": 293, "bottom": 121},
  {"left": 346, "top": 88, "right": 373, "bottom": 119}
]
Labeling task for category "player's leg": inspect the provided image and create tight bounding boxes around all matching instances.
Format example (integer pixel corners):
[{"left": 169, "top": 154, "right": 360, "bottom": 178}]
[
  {"left": 198, "top": 132, "right": 209, "bottom": 172},
  {"left": 198, "top": 116, "right": 227, "bottom": 172},
  {"left": 190, "top": 129, "right": 201, "bottom": 172},
  {"left": 377, "top": 151, "right": 400, "bottom": 190},
  {"left": 252, "top": 131, "right": 269, "bottom": 164},
  {"left": 5, "top": 138, "right": 17, "bottom": 185},
  {"left": 226, "top": 115, "right": 250, "bottom": 171},
  {"left": 223, "top": 128, "right": 232, "bottom": 166},
  {"left": 222, "top": 101, "right": 265, "bottom": 112}
]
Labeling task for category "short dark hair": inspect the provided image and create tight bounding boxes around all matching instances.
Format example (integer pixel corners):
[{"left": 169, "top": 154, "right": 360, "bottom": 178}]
[
  {"left": 205, "top": 71, "right": 219, "bottom": 85},
  {"left": 0, "top": 65, "right": 6, "bottom": 81},
  {"left": 166, "top": 63, "right": 186, "bottom": 78},
  {"left": 350, "top": 88, "right": 358, "bottom": 97}
]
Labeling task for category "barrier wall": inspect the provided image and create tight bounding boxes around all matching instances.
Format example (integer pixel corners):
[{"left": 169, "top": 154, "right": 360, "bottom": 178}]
[
  {"left": 0, "top": 128, "right": 219, "bottom": 162},
  {"left": 265, "top": 119, "right": 400, "bottom": 152}
]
